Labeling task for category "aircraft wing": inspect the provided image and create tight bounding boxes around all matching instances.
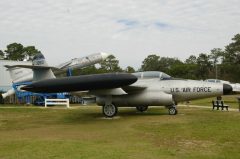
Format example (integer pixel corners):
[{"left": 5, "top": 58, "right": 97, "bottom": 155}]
[
  {"left": 122, "top": 85, "right": 147, "bottom": 93},
  {"left": 75, "top": 83, "right": 147, "bottom": 96},
  {"left": 89, "top": 88, "right": 127, "bottom": 95},
  {"left": 72, "top": 88, "right": 129, "bottom": 96}
]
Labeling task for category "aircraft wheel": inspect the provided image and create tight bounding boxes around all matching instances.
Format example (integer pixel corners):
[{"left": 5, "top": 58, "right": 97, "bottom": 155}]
[
  {"left": 0, "top": 94, "right": 4, "bottom": 104},
  {"left": 103, "top": 104, "right": 118, "bottom": 118},
  {"left": 168, "top": 106, "right": 178, "bottom": 115},
  {"left": 136, "top": 106, "right": 148, "bottom": 112}
]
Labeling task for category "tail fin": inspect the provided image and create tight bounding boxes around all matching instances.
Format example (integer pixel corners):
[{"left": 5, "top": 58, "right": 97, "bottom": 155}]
[
  {"left": 31, "top": 53, "right": 56, "bottom": 81},
  {"left": 5, "top": 53, "right": 56, "bottom": 81}
]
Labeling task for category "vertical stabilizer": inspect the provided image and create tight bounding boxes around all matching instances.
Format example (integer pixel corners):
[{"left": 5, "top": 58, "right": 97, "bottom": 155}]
[{"left": 31, "top": 53, "right": 56, "bottom": 81}]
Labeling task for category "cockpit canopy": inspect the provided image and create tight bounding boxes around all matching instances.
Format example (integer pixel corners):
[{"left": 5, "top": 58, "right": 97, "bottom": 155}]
[{"left": 132, "top": 71, "right": 172, "bottom": 80}]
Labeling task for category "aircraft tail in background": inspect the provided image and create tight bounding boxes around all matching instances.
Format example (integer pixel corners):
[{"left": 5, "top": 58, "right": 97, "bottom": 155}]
[
  {"left": 5, "top": 52, "right": 111, "bottom": 83},
  {"left": 5, "top": 53, "right": 56, "bottom": 82},
  {"left": 1, "top": 52, "right": 110, "bottom": 100}
]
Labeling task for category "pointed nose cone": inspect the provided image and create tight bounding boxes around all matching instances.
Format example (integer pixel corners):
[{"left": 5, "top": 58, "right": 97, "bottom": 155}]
[
  {"left": 223, "top": 84, "right": 233, "bottom": 95},
  {"left": 100, "top": 52, "right": 110, "bottom": 60},
  {"left": 21, "top": 85, "right": 34, "bottom": 92}
]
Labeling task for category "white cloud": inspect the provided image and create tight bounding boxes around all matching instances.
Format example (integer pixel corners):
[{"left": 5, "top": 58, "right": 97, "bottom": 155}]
[{"left": 0, "top": 0, "right": 240, "bottom": 69}]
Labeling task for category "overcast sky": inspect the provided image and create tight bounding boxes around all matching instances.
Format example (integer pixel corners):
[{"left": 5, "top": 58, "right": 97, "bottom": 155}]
[{"left": 0, "top": 0, "right": 240, "bottom": 69}]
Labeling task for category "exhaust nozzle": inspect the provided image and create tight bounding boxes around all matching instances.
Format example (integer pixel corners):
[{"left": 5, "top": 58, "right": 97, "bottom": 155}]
[{"left": 223, "top": 84, "right": 233, "bottom": 95}]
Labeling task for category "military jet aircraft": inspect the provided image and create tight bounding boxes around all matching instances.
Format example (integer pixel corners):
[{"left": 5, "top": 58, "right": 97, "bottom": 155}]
[{"left": 7, "top": 53, "right": 233, "bottom": 117}]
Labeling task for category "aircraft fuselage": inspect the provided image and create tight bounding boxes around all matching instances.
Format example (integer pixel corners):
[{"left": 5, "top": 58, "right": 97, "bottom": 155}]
[{"left": 96, "top": 78, "right": 232, "bottom": 107}]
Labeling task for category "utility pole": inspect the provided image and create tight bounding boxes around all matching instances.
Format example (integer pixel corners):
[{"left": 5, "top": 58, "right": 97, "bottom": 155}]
[{"left": 215, "top": 64, "right": 218, "bottom": 79}]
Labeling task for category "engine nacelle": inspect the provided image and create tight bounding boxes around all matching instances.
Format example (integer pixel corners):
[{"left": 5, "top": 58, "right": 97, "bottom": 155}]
[{"left": 96, "top": 91, "right": 173, "bottom": 107}]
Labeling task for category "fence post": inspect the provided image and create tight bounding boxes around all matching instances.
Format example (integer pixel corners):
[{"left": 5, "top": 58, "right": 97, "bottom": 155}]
[{"left": 45, "top": 98, "right": 47, "bottom": 107}]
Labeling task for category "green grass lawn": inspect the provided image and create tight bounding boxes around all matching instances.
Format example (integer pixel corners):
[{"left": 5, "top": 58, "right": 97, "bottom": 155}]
[
  {"left": 0, "top": 104, "right": 239, "bottom": 159},
  {"left": 186, "top": 94, "right": 240, "bottom": 109}
]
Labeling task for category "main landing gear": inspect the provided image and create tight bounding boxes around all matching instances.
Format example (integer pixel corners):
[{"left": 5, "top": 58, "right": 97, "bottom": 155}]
[
  {"left": 102, "top": 104, "right": 118, "bottom": 118},
  {"left": 102, "top": 105, "right": 178, "bottom": 117},
  {"left": 102, "top": 95, "right": 178, "bottom": 117},
  {"left": 168, "top": 105, "right": 178, "bottom": 115},
  {"left": 102, "top": 96, "right": 118, "bottom": 118}
]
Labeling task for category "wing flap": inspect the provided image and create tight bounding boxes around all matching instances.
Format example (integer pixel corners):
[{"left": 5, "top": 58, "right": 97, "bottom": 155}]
[
  {"left": 122, "top": 85, "right": 147, "bottom": 93},
  {"left": 89, "top": 88, "right": 127, "bottom": 95}
]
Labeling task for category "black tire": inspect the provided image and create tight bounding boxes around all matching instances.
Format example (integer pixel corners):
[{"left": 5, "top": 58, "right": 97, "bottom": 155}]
[
  {"left": 168, "top": 107, "right": 178, "bottom": 115},
  {"left": 136, "top": 106, "right": 148, "bottom": 112},
  {"left": 0, "top": 94, "right": 4, "bottom": 104},
  {"left": 102, "top": 104, "right": 118, "bottom": 118}
]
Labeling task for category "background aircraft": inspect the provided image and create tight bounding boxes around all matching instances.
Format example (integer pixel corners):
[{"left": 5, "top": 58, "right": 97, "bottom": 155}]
[
  {"left": 12, "top": 53, "right": 232, "bottom": 117},
  {"left": 1, "top": 52, "right": 110, "bottom": 99}
]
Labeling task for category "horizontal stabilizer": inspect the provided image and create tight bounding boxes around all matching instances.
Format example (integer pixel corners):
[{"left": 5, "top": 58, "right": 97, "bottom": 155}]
[
  {"left": 5, "top": 65, "right": 57, "bottom": 81},
  {"left": 4, "top": 65, "right": 59, "bottom": 70}
]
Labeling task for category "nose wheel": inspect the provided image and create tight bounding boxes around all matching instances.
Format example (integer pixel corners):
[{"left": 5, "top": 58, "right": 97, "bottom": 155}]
[
  {"left": 102, "top": 104, "right": 118, "bottom": 118},
  {"left": 168, "top": 106, "right": 178, "bottom": 115}
]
